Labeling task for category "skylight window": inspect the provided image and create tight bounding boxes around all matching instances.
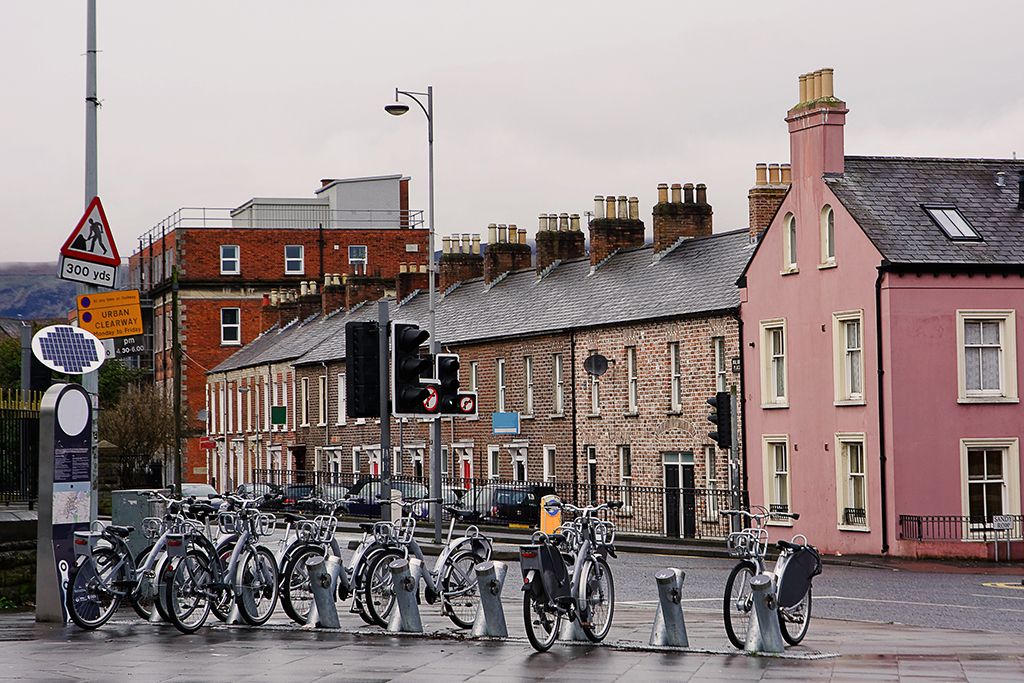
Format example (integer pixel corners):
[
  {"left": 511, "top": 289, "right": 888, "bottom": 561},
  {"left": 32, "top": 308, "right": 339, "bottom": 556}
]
[{"left": 924, "top": 206, "right": 981, "bottom": 241}]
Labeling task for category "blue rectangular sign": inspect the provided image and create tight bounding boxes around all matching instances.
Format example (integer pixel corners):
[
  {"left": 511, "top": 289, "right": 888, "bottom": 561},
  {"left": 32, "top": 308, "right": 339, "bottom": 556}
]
[{"left": 492, "top": 412, "right": 520, "bottom": 435}]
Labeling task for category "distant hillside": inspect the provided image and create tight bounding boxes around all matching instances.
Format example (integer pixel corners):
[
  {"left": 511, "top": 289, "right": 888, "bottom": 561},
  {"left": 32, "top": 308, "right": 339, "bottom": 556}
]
[{"left": 0, "top": 262, "right": 77, "bottom": 319}]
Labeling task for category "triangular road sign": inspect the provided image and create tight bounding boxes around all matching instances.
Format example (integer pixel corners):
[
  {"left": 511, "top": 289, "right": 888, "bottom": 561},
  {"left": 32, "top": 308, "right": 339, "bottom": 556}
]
[{"left": 60, "top": 197, "right": 120, "bottom": 267}]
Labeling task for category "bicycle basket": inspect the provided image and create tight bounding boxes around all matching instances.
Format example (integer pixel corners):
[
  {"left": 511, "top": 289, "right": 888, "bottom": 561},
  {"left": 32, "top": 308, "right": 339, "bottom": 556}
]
[
  {"left": 594, "top": 520, "right": 616, "bottom": 546},
  {"left": 218, "top": 511, "right": 242, "bottom": 536},
  {"left": 141, "top": 516, "right": 165, "bottom": 541},
  {"left": 311, "top": 515, "right": 339, "bottom": 543},
  {"left": 777, "top": 545, "right": 822, "bottom": 608},
  {"left": 373, "top": 521, "right": 396, "bottom": 545},
  {"left": 256, "top": 513, "right": 277, "bottom": 537},
  {"left": 394, "top": 517, "right": 416, "bottom": 544},
  {"left": 727, "top": 529, "right": 766, "bottom": 559}
]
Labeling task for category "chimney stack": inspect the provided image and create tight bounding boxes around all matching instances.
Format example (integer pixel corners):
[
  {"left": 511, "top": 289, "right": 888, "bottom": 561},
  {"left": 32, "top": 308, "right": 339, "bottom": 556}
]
[
  {"left": 748, "top": 162, "right": 790, "bottom": 242},
  {"left": 589, "top": 194, "right": 645, "bottom": 266},
  {"left": 536, "top": 211, "right": 586, "bottom": 275},
  {"left": 653, "top": 182, "right": 713, "bottom": 253},
  {"left": 484, "top": 224, "right": 532, "bottom": 285},
  {"left": 439, "top": 233, "right": 484, "bottom": 290},
  {"left": 322, "top": 274, "right": 345, "bottom": 315},
  {"left": 345, "top": 276, "right": 386, "bottom": 311},
  {"left": 788, "top": 68, "right": 847, "bottom": 179}
]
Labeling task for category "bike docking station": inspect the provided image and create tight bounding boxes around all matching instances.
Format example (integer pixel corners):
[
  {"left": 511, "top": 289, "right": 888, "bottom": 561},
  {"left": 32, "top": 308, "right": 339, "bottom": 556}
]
[
  {"left": 745, "top": 574, "right": 785, "bottom": 653},
  {"left": 305, "top": 554, "right": 343, "bottom": 629},
  {"left": 470, "top": 561, "right": 508, "bottom": 638},
  {"left": 649, "top": 568, "right": 688, "bottom": 647},
  {"left": 387, "top": 557, "right": 425, "bottom": 633}
]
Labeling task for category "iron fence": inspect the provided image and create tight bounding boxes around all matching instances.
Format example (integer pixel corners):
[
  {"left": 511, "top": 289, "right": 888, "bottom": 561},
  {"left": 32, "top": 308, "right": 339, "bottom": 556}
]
[
  {"left": 899, "top": 514, "right": 1023, "bottom": 542},
  {"left": 253, "top": 468, "right": 745, "bottom": 539},
  {"left": 0, "top": 395, "right": 40, "bottom": 507}
]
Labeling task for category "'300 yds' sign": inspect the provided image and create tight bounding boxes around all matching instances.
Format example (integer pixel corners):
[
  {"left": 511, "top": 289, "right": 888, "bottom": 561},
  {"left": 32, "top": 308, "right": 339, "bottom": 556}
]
[{"left": 59, "top": 255, "right": 116, "bottom": 288}]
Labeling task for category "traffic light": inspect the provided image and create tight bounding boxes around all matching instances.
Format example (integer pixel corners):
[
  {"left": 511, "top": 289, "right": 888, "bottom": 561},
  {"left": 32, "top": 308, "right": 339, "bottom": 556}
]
[
  {"left": 435, "top": 353, "right": 478, "bottom": 417},
  {"left": 345, "top": 321, "right": 380, "bottom": 418},
  {"left": 391, "top": 321, "right": 434, "bottom": 417},
  {"left": 707, "top": 391, "right": 732, "bottom": 451}
]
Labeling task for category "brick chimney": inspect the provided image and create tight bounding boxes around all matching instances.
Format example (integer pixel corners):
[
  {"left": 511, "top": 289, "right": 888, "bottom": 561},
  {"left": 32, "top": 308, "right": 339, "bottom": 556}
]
[
  {"left": 260, "top": 292, "right": 277, "bottom": 332},
  {"left": 589, "top": 195, "right": 645, "bottom": 267},
  {"left": 748, "top": 163, "right": 790, "bottom": 242},
  {"left": 396, "top": 263, "right": 430, "bottom": 301},
  {"left": 787, "top": 68, "right": 847, "bottom": 181},
  {"left": 322, "top": 274, "right": 345, "bottom": 315},
  {"left": 297, "top": 281, "right": 322, "bottom": 322},
  {"left": 438, "top": 233, "right": 484, "bottom": 291},
  {"left": 536, "top": 213, "right": 586, "bottom": 274},
  {"left": 276, "top": 289, "right": 300, "bottom": 327},
  {"left": 345, "top": 276, "right": 386, "bottom": 310},
  {"left": 484, "top": 224, "right": 532, "bottom": 285},
  {"left": 652, "top": 182, "right": 713, "bottom": 253}
]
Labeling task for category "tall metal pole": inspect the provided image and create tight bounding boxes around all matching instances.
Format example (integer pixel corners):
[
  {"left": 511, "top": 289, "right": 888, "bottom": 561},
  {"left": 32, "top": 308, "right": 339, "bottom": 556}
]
[
  {"left": 83, "top": 0, "right": 100, "bottom": 522},
  {"left": 172, "top": 267, "right": 182, "bottom": 497},
  {"left": 425, "top": 87, "right": 444, "bottom": 544},
  {"left": 379, "top": 301, "right": 392, "bottom": 521}
]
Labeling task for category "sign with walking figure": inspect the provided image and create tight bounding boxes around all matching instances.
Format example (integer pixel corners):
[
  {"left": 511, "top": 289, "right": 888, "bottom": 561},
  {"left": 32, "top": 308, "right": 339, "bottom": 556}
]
[{"left": 59, "top": 197, "right": 120, "bottom": 288}]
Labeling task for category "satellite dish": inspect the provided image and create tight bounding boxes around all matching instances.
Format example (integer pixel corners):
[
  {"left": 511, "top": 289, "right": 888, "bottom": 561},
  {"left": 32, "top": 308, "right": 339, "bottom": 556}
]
[{"left": 583, "top": 354, "right": 609, "bottom": 377}]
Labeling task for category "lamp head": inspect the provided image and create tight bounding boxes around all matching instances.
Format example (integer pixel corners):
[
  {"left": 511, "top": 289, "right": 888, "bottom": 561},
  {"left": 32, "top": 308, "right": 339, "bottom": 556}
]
[{"left": 384, "top": 102, "right": 410, "bottom": 116}]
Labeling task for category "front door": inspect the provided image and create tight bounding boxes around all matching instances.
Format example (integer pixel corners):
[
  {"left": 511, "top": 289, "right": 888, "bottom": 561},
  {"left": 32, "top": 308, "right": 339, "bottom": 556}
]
[{"left": 664, "top": 451, "right": 696, "bottom": 538}]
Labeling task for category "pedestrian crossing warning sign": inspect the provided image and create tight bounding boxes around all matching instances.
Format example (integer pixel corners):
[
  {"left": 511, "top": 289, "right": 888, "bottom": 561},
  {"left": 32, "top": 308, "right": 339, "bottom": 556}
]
[{"left": 60, "top": 197, "right": 120, "bottom": 267}]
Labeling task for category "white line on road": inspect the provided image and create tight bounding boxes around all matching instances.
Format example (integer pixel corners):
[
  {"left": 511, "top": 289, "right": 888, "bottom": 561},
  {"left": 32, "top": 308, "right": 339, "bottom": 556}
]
[{"left": 816, "top": 595, "right": 1024, "bottom": 613}]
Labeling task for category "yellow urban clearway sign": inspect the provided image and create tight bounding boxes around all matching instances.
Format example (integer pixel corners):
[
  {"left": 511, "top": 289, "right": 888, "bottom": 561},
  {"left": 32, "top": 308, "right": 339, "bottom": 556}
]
[{"left": 77, "top": 290, "right": 143, "bottom": 339}]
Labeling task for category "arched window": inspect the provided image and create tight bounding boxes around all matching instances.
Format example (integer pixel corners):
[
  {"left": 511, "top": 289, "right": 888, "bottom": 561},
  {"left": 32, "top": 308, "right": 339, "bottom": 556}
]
[
  {"left": 783, "top": 213, "right": 797, "bottom": 272},
  {"left": 821, "top": 205, "right": 835, "bottom": 264}
]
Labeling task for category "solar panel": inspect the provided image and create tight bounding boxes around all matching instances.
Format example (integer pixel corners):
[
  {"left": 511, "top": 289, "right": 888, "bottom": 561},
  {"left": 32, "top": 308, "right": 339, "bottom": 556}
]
[{"left": 31, "top": 325, "right": 106, "bottom": 375}]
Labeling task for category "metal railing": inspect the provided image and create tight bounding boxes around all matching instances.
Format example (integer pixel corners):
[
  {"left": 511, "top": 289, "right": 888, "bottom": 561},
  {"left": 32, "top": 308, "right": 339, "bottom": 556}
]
[
  {"left": 899, "top": 514, "right": 1023, "bottom": 541},
  {"left": 253, "top": 469, "right": 745, "bottom": 539},
  {"left": 0, "top": 392, "right": 40, "bottom": 507},
  {"left": 843, "top": 507, "right": 866, "bottom": 526}
]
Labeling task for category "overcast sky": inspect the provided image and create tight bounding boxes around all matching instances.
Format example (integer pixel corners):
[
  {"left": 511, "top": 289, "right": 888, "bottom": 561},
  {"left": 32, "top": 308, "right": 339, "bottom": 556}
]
[{"left": 3, "top": 1, "right": 1023, "bottom": 266}]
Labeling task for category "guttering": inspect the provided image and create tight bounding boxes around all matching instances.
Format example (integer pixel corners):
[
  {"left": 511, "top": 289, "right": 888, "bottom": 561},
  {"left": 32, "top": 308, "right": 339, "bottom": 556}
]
[
  {"left": 875, "top": 263, "right": 890, "bottom": 554},
  {"left": 731, "top": 311, "right": 748, "bottom": 495}
]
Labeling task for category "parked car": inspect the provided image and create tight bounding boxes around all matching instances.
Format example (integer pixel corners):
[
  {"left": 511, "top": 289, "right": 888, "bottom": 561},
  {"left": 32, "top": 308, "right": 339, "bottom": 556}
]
[
  {"left": 280, "top": 483, "right": 316, "bottom": 512},
  {"left": 309, "top": 483, "right": 351, "bottom": 513},
  {"left": 234, "top": 482, "right": 283, "bottom": 510},
  {"left": 345, "top": 478, "right": 430, "bottom": 519},
  {"left": 463, "top": 483, "right": 556, "bottom": 526},
  {"left": 181, "top": 483, "right": 220, "bottom": 500}
]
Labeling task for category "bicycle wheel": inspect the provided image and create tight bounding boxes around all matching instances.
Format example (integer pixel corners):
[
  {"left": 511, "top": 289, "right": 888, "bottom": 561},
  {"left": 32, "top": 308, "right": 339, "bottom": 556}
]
[
  {"left": 211, "top": 537, "right": 236, "bottom": 622},
  {"left": 723, "top": 561, "right": 757, "bottom": 649},
  {"left": 130, "top": 545, "right": 156, "bottom": 621},
  {"left": 523, "top": 592, "right": 561, "bottom": 652},
  {"left": 779, "top": 587, "right": 812, "bottom": 645},
  {"left": 235, "top": 545, "right": 280, "bottom": 625},
  {"left": 579, "top": 556, "right": 614, "bottom": 642},
  {"left": 441, "top": 550, "right": 483, "bottom": 629},
  {"left": 67, "top": 548, "right": 126, "bottom": 629},
  {"left": 281, "top": 544, "right": 327, "bottom": 625},
  {"left": 164, "top": 550, "right": 213, "bottom": 634},
  {"left": 363, "top": 549, "right": 404, "bottom": 628}
]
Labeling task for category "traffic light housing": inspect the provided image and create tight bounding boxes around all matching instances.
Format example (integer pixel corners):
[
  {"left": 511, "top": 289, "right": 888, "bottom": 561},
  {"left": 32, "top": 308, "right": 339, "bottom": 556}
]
[
  {"left": 345, "top": 321, "right": 380, "bottom": 418},
  {"left": 435, "top": 353, "right": 478, "bottom": 417},
  {"left": 707, "top": 391, "right": 732, "bottom": 451},
  {"left": 391, "top": 322, "right": 434, "bottom": 417}
]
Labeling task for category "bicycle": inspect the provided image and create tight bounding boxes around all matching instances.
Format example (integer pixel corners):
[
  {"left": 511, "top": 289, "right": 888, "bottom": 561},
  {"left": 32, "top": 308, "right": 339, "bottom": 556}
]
[
  {"left": 519, "top": 499, "right": 622, "bottom": 652},
  {"left": 66, "top": 491, "right": 219, "bottom": 629},
  {"left": 161, "top": 494, "right": 280, "bottom": 633},
  {"left": 278, "top": 496, "right": 348, "bottom": 625},
  {"left": 719, "top": 507, "right": 822, "bottom": 648},
  {"left": 362, "top": 497, "right": 493, "bottom": 629}
]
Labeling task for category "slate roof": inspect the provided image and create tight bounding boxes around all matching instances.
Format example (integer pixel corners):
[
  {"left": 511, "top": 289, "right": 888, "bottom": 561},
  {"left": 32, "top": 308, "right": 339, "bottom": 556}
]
[
  {"left": 211, "top": 229, "right": 754, "bottom": 373},
  {"left": 825, "top": 157, "right": 1024, "bottom": 266}
]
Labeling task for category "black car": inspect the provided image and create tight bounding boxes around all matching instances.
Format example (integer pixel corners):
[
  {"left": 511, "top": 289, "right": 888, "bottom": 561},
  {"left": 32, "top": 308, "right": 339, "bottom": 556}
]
[
  {"left": 464, "top": 483, "right": 556, "bottom": 526},
  {"left": 234, "top": 482, "right": 283, "bottom": 510},
  {"left": 345, "top": 478, "right": 430, "bottom": 519},
  {"left": 279, "top": 483, "right": 316, "bottom": 512}
]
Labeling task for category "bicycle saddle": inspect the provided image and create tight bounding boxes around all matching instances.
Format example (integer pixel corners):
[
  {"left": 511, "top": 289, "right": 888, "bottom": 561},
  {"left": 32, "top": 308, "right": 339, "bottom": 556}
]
[{"left": 106, "top": 525, "right": 134, "bottom": 537}]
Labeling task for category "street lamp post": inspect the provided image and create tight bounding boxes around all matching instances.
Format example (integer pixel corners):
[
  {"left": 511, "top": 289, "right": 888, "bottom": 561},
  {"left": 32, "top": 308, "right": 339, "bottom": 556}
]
[{"left": 385, "top": 86, "right": 443, "bottom": 542}]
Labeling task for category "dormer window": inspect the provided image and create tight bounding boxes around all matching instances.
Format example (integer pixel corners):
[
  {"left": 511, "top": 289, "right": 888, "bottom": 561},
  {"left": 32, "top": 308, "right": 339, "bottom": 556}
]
[{"left": 924, "top": 206, "right": 981, "bottom": 241}]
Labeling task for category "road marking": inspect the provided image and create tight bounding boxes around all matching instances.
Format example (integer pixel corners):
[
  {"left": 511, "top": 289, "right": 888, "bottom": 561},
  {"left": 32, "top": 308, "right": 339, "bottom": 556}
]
[
  {"left": 980, "top": 582, "right": 1024, "bottom": 591},
  {"left": 816, "top": 595, "right": 1024, "bottom": 613}
]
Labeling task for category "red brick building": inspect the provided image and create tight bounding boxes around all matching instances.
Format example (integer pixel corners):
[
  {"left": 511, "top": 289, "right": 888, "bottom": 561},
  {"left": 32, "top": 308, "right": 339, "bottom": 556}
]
[{"left": 128, "top": 175, "right": 429, "bottom": 484}]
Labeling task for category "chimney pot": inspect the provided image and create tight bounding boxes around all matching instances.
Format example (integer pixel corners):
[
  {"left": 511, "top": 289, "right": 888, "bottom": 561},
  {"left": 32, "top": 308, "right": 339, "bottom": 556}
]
[
  {"left": 657, "top": 183, "right": 669, "bottom": 204},
  {"left": 547, "top": 214, "right": 558, "bottom": 231},
  {"left": 617, "top": 196, "right": 628, "bottom": 219},
  {"left": 606, "top": 196, "right": 616, "bottom": 219},
  {"left": 671, "top": 183, "right": 682, "bottom": 203},
  {"left": 813, "top": 69, "right": 823, "bottom": 100},
  {"left": 695, "top": 184, "right": 707, "bottom": 204},
  {"left": 769, "top": 163, "right": 781, "bottom": 185},
  {"left": 488, "top": 223, "right": 497, "bottom": 245},
  {"left": 997, "top": 172, "right": 1006, "bottom": 187},
  {"left": 498, "top": 224, "right": 508, "bottom": 243},
  {"left": 309, "top": 281, "right": 317, "bottom": 295},
  {"left": 442, "top": 235, "right": 452, "bottom": 254},
  {"left": 594, "top": 196, "right": 605, "bottom": 219},
  {"left": 472, "top": 234, "right": 481, "bottom": 254},
  {"left": 821, "top": 68, "right": 834, "bottom": 98},
  {"left": 518, "top": 228, "right": 527, "bottom": 245},
  {"left": 462, "top": 234, "right": 470, "bottom": 253},
  {"left": 399, "top": 263, "right": 408, "bottom": 273},
  {"left": 755, "top": 163, "right": 768, "bottom": 186},
  {"left": 539, "top": 214, "right": 548, "bottom": 231},
  {"left": 300, "top": 281, "right": 309, "bottom": 297},
  {"left": 683, "top": 183, "right": 695, "bottom": 203},
  {"left": 419, "top": 264, "right": 427, "bottom": 273},
  {"left": 628, "top": 197, "right": 639, "bottom": 220},
  {"left": 559, "top": 213, "right": 569, "bottom": 231},
  {"left": 570, "top": 214, "right": 580, "bottom": 231},
  {"left": 798, "top": 74, "right": 808, "bottom": 103},
  {"left": 781, "top": 164, "right": 792, "bottom": 185}
]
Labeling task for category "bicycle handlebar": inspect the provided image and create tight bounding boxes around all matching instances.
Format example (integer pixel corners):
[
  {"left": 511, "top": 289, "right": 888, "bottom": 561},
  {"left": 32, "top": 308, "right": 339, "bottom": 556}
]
[
  {"left": 719, "top": 508, "right": 800, "bottom": 521},
  {"left": 547, "top": 499, "right": 624, "bottom": 514}
]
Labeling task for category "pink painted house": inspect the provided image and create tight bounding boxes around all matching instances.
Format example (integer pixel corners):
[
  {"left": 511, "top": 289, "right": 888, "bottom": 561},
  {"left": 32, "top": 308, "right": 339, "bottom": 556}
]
[{"left": 740, "top": 69, "right": 1024, "bottom": 559}]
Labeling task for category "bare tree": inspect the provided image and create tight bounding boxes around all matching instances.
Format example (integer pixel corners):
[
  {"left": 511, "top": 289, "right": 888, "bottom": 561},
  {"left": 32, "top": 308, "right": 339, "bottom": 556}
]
[{"left": 99, "top": 384, "right": 184, "bottom": 488}]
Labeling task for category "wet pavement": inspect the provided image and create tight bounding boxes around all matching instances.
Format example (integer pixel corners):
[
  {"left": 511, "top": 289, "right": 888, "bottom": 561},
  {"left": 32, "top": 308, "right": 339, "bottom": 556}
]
[{"left": 4, "top": 588, "right": 1024, "bottom": 682}]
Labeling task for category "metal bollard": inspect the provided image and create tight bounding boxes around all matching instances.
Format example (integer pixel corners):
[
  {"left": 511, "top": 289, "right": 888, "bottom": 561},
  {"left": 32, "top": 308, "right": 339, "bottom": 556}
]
[
  {"left": 650, "top": 568, "right": 688, "bottom": 647},
  {"left": 387, "top": 557, "right": 423, "bottom": 633},
  {"left": 745, "top": 573, "right": 785, "bottom": 653},
  {"left": 470, "top": 561, "right": 508, "bottom": 637},
  {"left": 305, "top": 554, "right": 342, "bottom": 628}
]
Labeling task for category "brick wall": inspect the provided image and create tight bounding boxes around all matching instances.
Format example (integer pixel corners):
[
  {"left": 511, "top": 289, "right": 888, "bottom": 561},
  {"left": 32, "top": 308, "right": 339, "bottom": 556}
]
[
  {"left": 589, "top": 217, "right": 645, "bottom": 266},
  {"left": 536, "top": 230, "right": 586, "bottom": 274},
  {"left": 653, "top": 183, "right": 713, "bottom": 253}
]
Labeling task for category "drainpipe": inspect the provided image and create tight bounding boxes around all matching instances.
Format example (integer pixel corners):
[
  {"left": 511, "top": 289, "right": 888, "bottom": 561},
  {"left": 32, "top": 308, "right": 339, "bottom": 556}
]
[
  {"left": 731, "top": 312, "right": 748, "bottom": 498},
  {"left": 323, "top": 362, "right": 329, "bottom": 478},
  {"left": 875, "top": 265, "right": 890, "bottom": 554},
  {"left": 570, "top": 328, "right": 578, "bottom": 505}
]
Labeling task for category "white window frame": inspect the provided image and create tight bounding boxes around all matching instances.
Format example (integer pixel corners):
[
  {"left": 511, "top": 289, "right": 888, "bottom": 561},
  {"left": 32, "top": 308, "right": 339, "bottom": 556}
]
[
  {"left": 626, "top": 347, "right": 638, "bottom": 414},
  {"left": 833, "top": 310, "right": 866, "bottom": 405},
  {"left": 469, "top": 361, "right": 479, "bottom": 392},
  {"left": 317, "top": 375, "right": 328, "bottom": 426},
  {"left": 220, "top": 245, "right": 240, "bottom": 274},
  {"left": 782, "top": 212, "right": 798, "bottom": 274},
  {"left": 588, "top": 350, "right": 600, "bottom": 416},
  {"left": 960, "top": 438, "right": 1021, "bottom": 539},
  {"left": 704, "top": 444, "right": 720, "bottom": 520},
  {"left": 619, "top": 445, "right": 633, "bottom": 509},
  {"left": 834, "top": 433, "right": 869, "bottom": 530},
  {"left": 761, "top": 435, "right": 792, "bottom": 526},
  {"left": 509, "top": 445, "right": 528, "bottom": 481},
  {"left": 956, "top": 310, "right": 1018, "bottom": 403},
  {"left": 285, "top": 245, "right": 304, "bottom": 275},
  {"left": 524, "top": 356, "right": 534, "bottom": 417},
  {"left": 714, "top": 337, "right": 728, "bottom": 393},
  {"left": 759, "top": 319, "right": 788, "bottom": 407},
  {"left": 552, "top": 353, "right": 564, "bottom": 415},
  {"left": 820, "top": 205, "right": 836, "bottom": 266},
  {"left": 221, "top": 307, "right": 241, "bottom": 346},
  {"left": 300, "top": 377, "right": 310, "bottom": 427},
  {"left": 348, "top": 245, "right": 368, "bottom": 274},
  {"left": 352, "top": 446, "right": 361, "bottom": 474},
  {"left": 496, "top": 358, "right": 507, "bottom": 412},
  {"left": 336, "top": 374, "right": 346, "bottom": 426},
  {"left": 543, "top": 445, "right": 556, "bottom": 482},
  {"left": 669, "top": 342, "right": 683, "bottom": 412},
  {"left": 392, "top": 446, "right": 402, "bottom": 476},
  {"left": 488, "top": 445, "right": 500, "bottom": 479}
]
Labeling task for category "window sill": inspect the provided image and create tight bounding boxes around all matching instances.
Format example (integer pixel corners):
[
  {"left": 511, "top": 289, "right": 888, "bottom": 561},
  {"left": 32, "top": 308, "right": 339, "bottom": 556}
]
[
  {"left": 520, "top": 414, "right": 535, "bottom": 420},
  {"left": 549, "top": 413, "right": 565, "bottom": 420},
  {"left": 761, "top": 403, "right": 789, "bottom": 409},
  {"left": 220, "top": 271, "right": 241, "bottom": 276},
  {"left": 221, "top": 342, "right": 242, "bottom": 347},
  {"left": 817, "top": 262, "right": 837, "bottom": 270},
  {"left": 834, "top": 399, "right": 867, "bottom": 407},
  {"left": 767, "top": 520, "right": 794, "bottom": 528},
  {"left": 838, "top": 524, "right": 870, "bottom": 533},
  {"left": 958, "top": 396, "right": 1020, "bottom": 404},
  {"left": 780, "top": 267, "right": 799, "bottom": 276},
  {"left": 623, "top": 411, "right": 639, "bottom": 418},
  {"left": 465, "top": 416, "right": 479, "bottom": 422},
  {"left": 586, "top": 413, "right": 602, "bottom": 419}
]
